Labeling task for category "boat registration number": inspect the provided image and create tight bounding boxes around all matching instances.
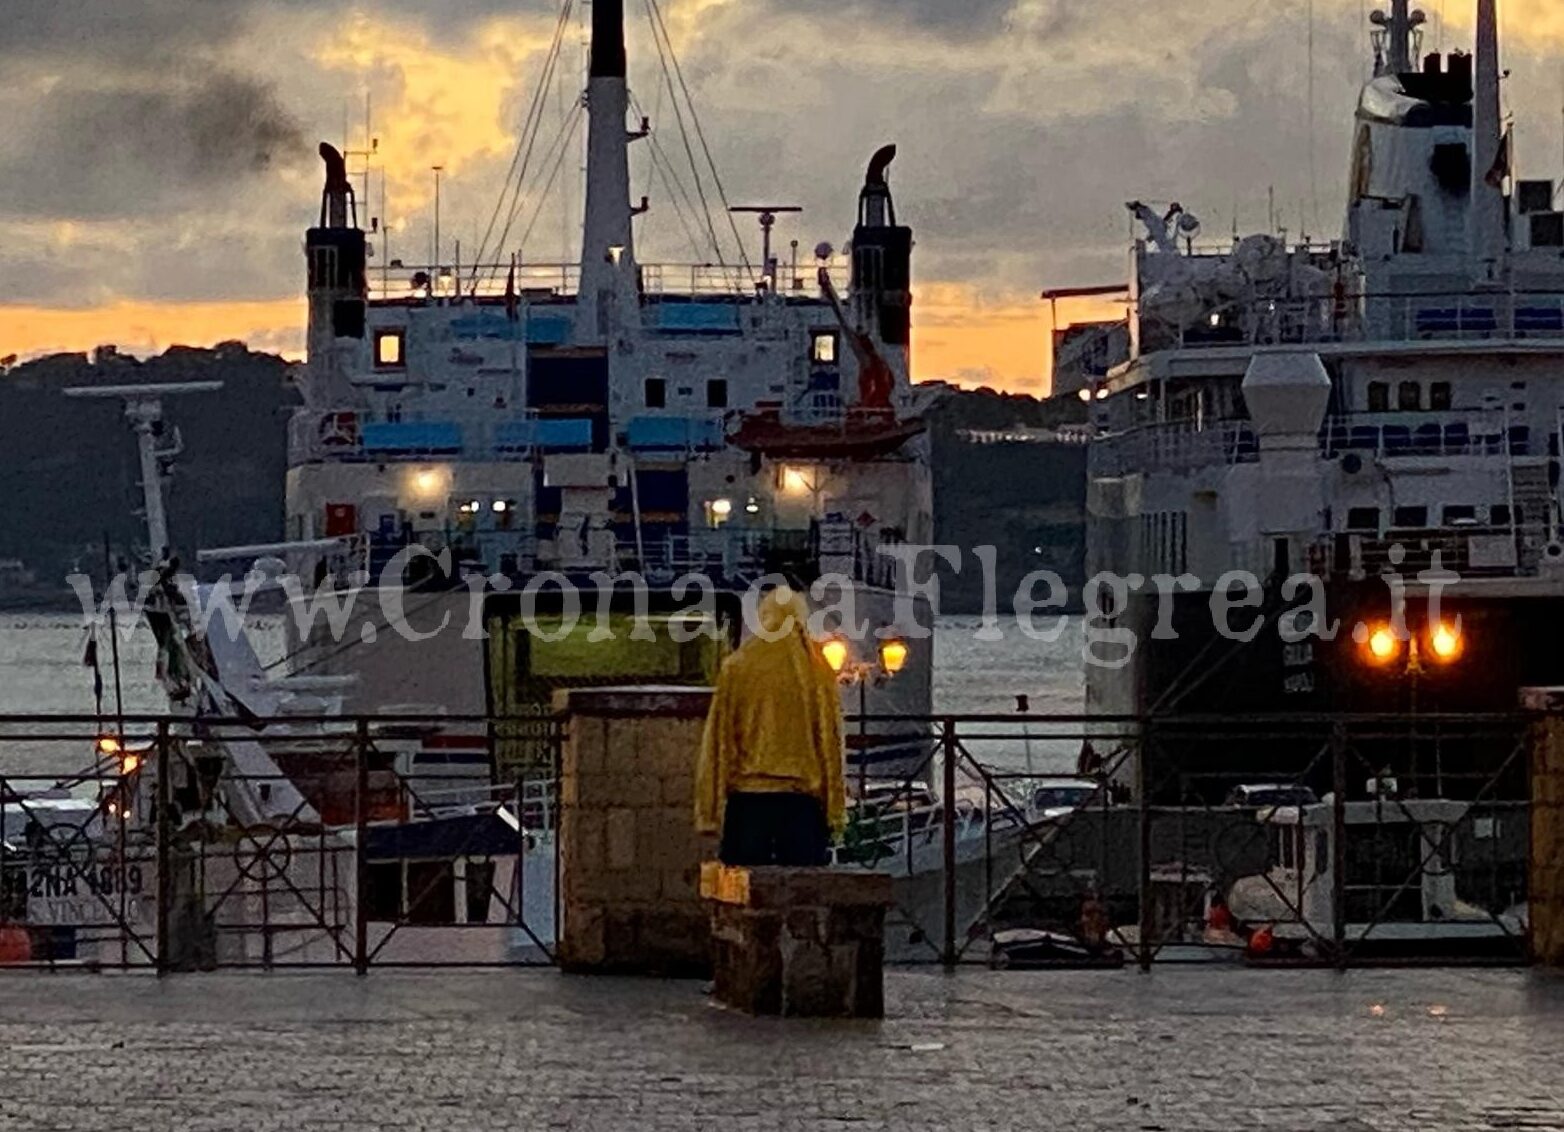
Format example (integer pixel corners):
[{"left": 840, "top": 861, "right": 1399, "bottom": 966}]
[{"left": 26, "top": 860, "right": 148, "bottom": 926}]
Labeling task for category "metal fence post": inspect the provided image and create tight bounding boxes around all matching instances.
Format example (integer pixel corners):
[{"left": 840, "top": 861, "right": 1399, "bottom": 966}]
[
  {"left": 941, "top": 717, "right": 957, "bottom": 970},
  {"left": 155, "top": 719, "right": 171, "bottom": 977},
  {"left": 353, "top": 717, "right": 370, "bottom": 976},
  {"left": 1137, "top": 720, "right": 1154, "bottom": 972},
  {"left": 1332, "top": 722, "right": 1349, "bottom": 969}
]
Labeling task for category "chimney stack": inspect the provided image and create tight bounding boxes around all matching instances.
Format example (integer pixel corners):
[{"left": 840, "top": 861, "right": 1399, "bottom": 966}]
[
  {"left": 577, "top": 0, "right": 637, "bottom": 343},
  {"left": 1469, "top": 0, "right": 1507, "bottom": 267}
]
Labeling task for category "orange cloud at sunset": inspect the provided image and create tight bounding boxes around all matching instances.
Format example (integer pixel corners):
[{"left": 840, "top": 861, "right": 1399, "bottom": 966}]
[
  {"left": 0, "top": 299, "right": 305, "bottom": 363},
  {"left": 913, "top": 283, "right": 1126, "bottom": 396}
]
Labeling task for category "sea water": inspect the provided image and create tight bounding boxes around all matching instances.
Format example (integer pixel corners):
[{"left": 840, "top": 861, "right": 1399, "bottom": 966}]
[{"left": 0, "top": 613, "right": 1088, "bottom": 777}]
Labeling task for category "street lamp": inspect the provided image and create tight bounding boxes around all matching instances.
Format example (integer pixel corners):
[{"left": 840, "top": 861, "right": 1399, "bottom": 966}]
[
  {"left": 1355, "top": 617, "right": 1466, "bottom": 794},
  {"left": 822, "top": 634, "right": 911, "bottom": 798}
]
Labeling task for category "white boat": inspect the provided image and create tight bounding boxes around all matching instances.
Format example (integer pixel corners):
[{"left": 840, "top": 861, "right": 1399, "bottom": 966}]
[{"left": 1227, "top": 797, "right": 1526, "bottom": 958}]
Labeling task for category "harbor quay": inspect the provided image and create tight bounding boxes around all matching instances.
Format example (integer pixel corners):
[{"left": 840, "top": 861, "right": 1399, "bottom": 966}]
[{"left": 0, "top": 967, "right": 1561, "bottom": 1131}]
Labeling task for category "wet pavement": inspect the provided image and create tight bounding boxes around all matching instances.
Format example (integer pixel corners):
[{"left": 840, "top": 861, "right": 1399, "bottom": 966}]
[{"left": 0, "top": 966, "right": 1561, "bottom": 1130}]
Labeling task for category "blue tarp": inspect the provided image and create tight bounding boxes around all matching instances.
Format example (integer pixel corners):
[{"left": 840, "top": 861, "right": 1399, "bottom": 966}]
[
  {"left": 650, "top": 303, "right": 742, "bottom": 334},
  {"left": 535, "top": 418, "right": 594, "bottom": 451},
  {"left": 361, "top": 422, "right": 463, "bottom": 454},
  {"left": 626, "top": 416, "right": 724, "bottom": 451},
  {"left": 526, "top": 314, "right": 574, "bottom": 346},
  {"left": 492, "top": 418, "right": 594, "bottom": 452},
  {"left": 450, "top": 312, "right": 524, "bottom": 341}
]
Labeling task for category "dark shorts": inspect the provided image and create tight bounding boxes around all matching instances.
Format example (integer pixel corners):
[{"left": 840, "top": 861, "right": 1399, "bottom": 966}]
[{"left": 719, "top": 792, "right": 830, "bottom": 867}]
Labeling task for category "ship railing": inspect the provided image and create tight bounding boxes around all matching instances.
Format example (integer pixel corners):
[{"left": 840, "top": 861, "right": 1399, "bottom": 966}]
[
  {"left": 365, "top": 257, "right": 853, "bottom": 303},
  {"left": 1089, "top": 420, "right": 1259, "bottom": 477},
  {"left": 1147, "top": 291, "right": 1564, "bottom": 352},
  {"left": 1380, "top": 294, "right": 1564, "bottom": 342},
  {"left": 1315, "top": 526, "right": 1536, "bottom": 579},
  {"left": 1321, "top": 413, "right": 1537, "bottom": 460},
  {"left": 1163, "top": 296, "right": 1355, "bottom": 349},
  {"left": 288, "top": 408, "right": 551, "bottom": 465},
  {"left": 625, "top": 527, "right": 897, "bottom": 588}
]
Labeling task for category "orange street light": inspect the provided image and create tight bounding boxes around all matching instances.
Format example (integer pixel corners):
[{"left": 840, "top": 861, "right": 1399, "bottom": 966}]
[
  {"left": 1428, "top": 620, "right": 1463, "bottom": 663},
  {"left": 1362, "top": 623, "right": 1401, "bottom": 665},
  {"left": 878, "top": 638, "right": 909, "bottom": 675},
  {"left": 821, "top": 637, "right": 850, "bottom": 674}
]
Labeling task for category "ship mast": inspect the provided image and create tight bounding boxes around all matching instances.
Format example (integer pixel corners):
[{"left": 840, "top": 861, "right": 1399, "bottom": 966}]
[
  {"left": 576, "top": 0, "right": 640, "bottom": 342},
  {"left": 1469, "top": 0, "right": 1507, "bottom": 268}
]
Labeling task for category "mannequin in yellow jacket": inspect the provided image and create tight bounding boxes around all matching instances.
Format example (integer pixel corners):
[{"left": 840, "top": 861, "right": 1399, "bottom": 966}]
[{"left": 695, "top": 586, "right": 846, "bottom": 866}]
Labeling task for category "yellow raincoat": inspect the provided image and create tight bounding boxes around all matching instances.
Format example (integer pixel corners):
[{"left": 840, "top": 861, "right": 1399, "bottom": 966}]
[{"left": 695, "top": 587, "right": 846, "bottom": 836}]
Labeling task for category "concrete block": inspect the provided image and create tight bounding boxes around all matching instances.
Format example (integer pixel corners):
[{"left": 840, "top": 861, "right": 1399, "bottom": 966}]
[
  {"left": 559, "top": 902, "right": 605, "bottom": 970},
  {"left": 661, "top": 772, "right": 696, "bottom": 807},
  {"left": 635, "top": 718, "right": 702, "bottom": 775},
  {"left": 704, "top": 864, "right": 891, "bottom": 1018},
  {"left": 569, "top": 718, "right": 609, "bottom": 777},
  {"left": 606, "top": 807, "right": 638, "bottom": 871}
]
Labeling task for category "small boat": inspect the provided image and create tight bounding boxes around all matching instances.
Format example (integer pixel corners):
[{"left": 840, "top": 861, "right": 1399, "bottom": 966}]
[{"left": 1227, "top": 797, "right": 1528, "bottom": 960}]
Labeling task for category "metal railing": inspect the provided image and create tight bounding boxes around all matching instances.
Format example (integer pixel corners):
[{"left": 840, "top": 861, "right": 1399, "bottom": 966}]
[
  {"left": 1321, "top": 413, "right": 1538, "bottom": 459},
  {"left": 1088, "top": 420, "right": 1259, "bottom": 477},
  {"left": 365, "top": 256, "right": 855, "bottom": 303},
  {"left": 1150, "top": 292, "right": 1564, "bottom": 352},
  {"left": 835, "top": 711, "right": 1538, "bottom": 970},
  {"left": 0, "top": 710, "right": 1546, "bottom": 974},
  {"left": 0, "top": 714, "right": 561, "bottom": 973}
]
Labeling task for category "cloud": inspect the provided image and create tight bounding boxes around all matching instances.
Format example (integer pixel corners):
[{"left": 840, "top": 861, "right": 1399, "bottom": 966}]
[
  {"left": 3, "top": 0, "right": 1564, "bottom": 392},
  {"left": 0, "top": 73, "right": 307, "bottom": 221}
]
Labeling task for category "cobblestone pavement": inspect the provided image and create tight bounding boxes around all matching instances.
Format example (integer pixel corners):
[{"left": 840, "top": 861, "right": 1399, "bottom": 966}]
[{"left": 0, "top": 967, "right": 1562, "bottom": 1131}]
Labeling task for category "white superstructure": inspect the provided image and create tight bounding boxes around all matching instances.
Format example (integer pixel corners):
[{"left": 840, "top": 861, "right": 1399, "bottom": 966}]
[{"left": 1062, "top": 1, "right": 1564, "bottom": 793}]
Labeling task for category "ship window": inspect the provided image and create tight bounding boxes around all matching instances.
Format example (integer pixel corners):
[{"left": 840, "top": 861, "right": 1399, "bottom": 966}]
[
  {"left": 1392, "top": 505, "right": 1428, "bottom": 528},
  {"left": 645, "top": 378, "right": 667, "bottom": 409},
  {"left": 811, "top": 330, "right": 838, "bottom": 365},
  {"left": 1398, "top": 382, "right": 1421, "bottom": 411},
  {"left": 1443, "top": 505, "right": 1478, "bottom": 525},
  {"left": 1429, "top": 382, "right": 1452, "bottom": 411},
  {"left": 375, "top": 328, "right": 406, "bottom": 369},
  {"left": 1367, "top": 382, "right": 1389, "bottom": 412},
  {"left": 1346, "top": 507, "right": 1380, "bottom": 532},
  {"left": 1492, "top": 504, "right": 1513, "bottom": 526},
  {"left": 707, "top": 379, "right": 729, "bottom": 409}
]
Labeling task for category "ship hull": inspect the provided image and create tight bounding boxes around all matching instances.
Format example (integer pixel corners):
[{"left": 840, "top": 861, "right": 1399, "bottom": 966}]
[{"left": 1087, "top": 581, "right": 1564, "bottom": 802}]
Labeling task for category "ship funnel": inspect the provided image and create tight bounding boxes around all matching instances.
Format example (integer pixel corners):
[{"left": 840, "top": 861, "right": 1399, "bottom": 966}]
[
  {"left": 317, "top": 142, "right": 356, "bottom": 230},
  {"left": 590, "top": 0, "right": 626, "bottom": 79},
  {"left": 577, "top": 0, "right": 636, "bottom": 342},
  {"left": 1469, "top": 0, "right": 1506, "bottom": 266}
]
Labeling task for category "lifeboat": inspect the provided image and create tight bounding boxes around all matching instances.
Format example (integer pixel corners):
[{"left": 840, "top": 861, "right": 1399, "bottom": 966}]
[{"left": 729, "top": 404, "right": 925, "bottom": 460}]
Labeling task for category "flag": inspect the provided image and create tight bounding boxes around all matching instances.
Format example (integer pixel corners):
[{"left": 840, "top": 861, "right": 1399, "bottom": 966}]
[
  {"left": 1485, "top": 132, "right": 1511, "bottom": 189},
  {"left": 83, "top": 629, "right": 104, "bottom": 715},
  {"left": 504, "top": 255, "right": 519, "bottom": 323}
]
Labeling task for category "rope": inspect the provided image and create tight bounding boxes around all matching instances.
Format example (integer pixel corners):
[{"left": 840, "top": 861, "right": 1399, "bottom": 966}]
[
  {"left": 646, "top": 0, "right": 754, "bottom": 279},
  {"left": 470, "top": 0, "right": 575, "bottom": 290},
  {"left": 640, "top": 0, "right": 728, "bottom": 273}
]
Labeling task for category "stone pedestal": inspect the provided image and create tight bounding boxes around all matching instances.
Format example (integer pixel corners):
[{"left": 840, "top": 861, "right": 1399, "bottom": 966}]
[
  {"left": 1522, "top": 688, "right": 1564, "bottom": 967},
  {"left": 556, "top": 686, "right": 716, "bottom": 976},
  {"left": 701, "top": 863, "right": 892, "bottom": 1018}
]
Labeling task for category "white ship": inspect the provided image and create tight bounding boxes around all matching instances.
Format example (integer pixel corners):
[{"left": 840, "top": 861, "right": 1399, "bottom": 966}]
[
  {"left": 1063, "top": 0, "right": 1564, "bottom": 799},
  {"left": 13, "top": 0, "right": 964, "bottom": 967},
  {"left": 279, "top": 0, "right": 937, "bottom": 781}
]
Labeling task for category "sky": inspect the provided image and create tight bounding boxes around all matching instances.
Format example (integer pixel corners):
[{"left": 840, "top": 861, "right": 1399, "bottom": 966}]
[{"left": 1, "top": 0, "right": 1562, "bottom": 395}]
